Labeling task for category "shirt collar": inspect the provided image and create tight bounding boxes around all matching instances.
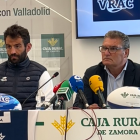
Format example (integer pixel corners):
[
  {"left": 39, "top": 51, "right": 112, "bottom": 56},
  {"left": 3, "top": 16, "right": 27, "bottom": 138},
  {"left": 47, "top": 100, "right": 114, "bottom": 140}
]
[
  {"left": 104, "top": 60, "right": 128, "bottom": 72},
  {"left": 7, "top": 57, "right": 30, "bottom": 69}
]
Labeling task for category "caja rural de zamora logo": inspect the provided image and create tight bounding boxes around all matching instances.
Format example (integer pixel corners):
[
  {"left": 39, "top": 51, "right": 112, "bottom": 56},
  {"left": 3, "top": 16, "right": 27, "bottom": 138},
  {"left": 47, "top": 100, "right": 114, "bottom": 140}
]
[
  {"left": 48, "top": 38, "right": 58, "bottom": 46},
  {"left": 0, "top": 39, "right": 5, "bottom": 47},
  {"left": 121, "top": 92, "right": 129, "bottom": 98},
  {"left": 52, "top": 116, "right": 75, "bottom": 135}
]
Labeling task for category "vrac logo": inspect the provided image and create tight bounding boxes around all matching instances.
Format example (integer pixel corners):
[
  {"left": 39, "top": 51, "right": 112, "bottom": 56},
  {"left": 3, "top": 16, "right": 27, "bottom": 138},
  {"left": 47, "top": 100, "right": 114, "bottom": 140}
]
[
  {"left": 52, "top": 116, "right": 75, "bottom": 135},
  {"left": 97, "top": 0, "right": 134, "bottom": 13},
  {"left": 0, "top": 96, "right": 9, "bottom": 103}
]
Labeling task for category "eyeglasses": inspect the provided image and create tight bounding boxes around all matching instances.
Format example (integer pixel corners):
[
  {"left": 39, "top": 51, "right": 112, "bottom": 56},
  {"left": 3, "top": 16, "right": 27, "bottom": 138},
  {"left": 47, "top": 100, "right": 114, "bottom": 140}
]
[{"left": 99, "top": 46, "right": 126, "bottom": 54}]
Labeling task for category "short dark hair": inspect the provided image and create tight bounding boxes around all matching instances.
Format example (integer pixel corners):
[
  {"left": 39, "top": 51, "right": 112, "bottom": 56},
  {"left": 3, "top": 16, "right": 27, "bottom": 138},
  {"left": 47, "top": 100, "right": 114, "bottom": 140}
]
[
  {"left": 104, "top": 30, "right": 130, "bottom": 49},
  {"left": 4, "top": 24, "right": 30, "bottom": 47}
]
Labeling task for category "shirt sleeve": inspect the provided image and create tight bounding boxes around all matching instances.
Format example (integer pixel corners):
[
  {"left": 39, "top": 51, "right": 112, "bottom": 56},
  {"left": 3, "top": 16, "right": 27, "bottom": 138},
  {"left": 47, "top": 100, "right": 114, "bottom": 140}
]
[{"left": 36, "top": 71, "right": 54, "bottom": 109}]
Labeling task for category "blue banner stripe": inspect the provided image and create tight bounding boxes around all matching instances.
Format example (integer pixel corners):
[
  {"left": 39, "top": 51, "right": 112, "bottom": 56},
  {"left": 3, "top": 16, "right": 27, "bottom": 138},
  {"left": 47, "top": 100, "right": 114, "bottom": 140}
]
[{"left": 0, "top": 111, "right": 28, "bottom": 140}]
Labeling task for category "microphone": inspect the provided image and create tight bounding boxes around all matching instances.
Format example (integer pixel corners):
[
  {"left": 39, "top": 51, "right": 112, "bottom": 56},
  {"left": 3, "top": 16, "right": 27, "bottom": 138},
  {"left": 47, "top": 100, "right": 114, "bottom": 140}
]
[
  {"left": 69, "top": 75, "right": 89, "bottom": 109},
  {"left": 43, "top": 81, "right": 65, "bottom": 109},
  {"left": 89, "top": 75, "right": 107, "bottom": 109},
  {"left": 21, "top": 72, "right": 59, "bottom": 108},
  {"left": 55, "top": 80, "right": 74, "bottom": 109},
  {"left": 53, "top": 80, "right": 64, "bottom": 93}
]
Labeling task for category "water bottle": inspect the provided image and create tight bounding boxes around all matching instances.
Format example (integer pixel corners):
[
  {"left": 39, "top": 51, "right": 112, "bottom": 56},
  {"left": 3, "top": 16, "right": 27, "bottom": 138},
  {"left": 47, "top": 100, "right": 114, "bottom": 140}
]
[{"left": 36, "top": 89, "right": 45, "bottom": 110}]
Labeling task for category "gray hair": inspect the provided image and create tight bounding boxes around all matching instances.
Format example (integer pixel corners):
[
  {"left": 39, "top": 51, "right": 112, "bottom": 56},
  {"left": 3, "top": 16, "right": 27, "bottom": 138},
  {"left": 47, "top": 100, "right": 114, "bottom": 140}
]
[{"left": 104, "top": 30, "right": 130, "bottom": 49}]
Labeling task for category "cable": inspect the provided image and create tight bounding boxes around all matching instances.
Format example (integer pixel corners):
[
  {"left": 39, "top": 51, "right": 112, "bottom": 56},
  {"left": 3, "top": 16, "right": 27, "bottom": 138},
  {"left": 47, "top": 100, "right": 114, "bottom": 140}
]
[
  {"left": 64, "top": 108, "right": 69, "bottom": 140},
  {"left": 64, "top": 107, "right": 102, "bottom": 140}
]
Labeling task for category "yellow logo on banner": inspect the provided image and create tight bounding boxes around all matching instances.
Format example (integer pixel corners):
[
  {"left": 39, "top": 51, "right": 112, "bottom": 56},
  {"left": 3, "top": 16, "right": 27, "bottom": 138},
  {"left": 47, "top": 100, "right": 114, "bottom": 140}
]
[
  {"left": 0, "top": 39, "right": 5, "bottom": 47},
  {"left": 52, "top": 116, "right": 75, "bottom": 135},
  {"left": 48, "top": 38, "right": 58, "bottom": 46}
]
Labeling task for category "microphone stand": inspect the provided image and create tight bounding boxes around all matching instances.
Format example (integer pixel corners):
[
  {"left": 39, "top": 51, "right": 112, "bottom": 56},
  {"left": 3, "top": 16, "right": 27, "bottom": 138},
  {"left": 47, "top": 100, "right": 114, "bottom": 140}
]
[
  {"left": 22, "top": 72, "right": 59, "bottom": 108},
  {"left": 78, "top": 95, "right": 86, "bottom": 109},
  {"left": 97, "top": 88, "right": 107, "bottom": 109},
  {"left": 53, "top": 102, "right": 56, "bottom": 110},
  {"left": 78, "top": 89, "right": 89, "bottom": 109},
  {"left": 55, "top": 98, "right": 64, "bottom": 110},
  {"left": 60, "top": 100, "right": 64, "bottom": 110}
]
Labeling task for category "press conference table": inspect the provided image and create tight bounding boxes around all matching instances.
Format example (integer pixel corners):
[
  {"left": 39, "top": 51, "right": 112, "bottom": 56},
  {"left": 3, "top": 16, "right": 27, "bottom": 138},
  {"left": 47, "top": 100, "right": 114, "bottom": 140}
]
[{"left": 0, "top": 109, "right": 140, "bottom": 140}]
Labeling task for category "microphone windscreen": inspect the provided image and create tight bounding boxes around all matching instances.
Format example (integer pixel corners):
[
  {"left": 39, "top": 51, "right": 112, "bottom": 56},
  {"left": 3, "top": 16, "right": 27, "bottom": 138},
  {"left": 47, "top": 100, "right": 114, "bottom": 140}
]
[
  {"left": 61, "top": 80, "right": 74, "bottom": 94},
  {"left": 69, "top": 75, "right": 84, "bottom": 93},
  {"left": 89, "top": 75, "right": 104, "bottom": 94},
  {"left": 56, "top": 80, "right": 74, "bottom": 101},
  {"left": 53, "top": 72, "right": 59, "bottom": 77},
  {"left": 61, "top": 80, "right": 70, "bottom": 87},
  {"left": 53, "top": 81, "right": 65, "bottom": 93}
]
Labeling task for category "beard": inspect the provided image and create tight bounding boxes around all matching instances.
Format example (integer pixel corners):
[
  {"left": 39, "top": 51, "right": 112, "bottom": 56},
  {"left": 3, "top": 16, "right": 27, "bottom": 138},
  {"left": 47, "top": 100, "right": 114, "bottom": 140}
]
[{"left": 8, "top": 49, "right": 27, "bottom": 64}]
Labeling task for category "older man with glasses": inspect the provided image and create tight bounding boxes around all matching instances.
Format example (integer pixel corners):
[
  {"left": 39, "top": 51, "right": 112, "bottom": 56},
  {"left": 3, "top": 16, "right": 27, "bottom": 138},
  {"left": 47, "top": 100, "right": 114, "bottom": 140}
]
[{"left": 73, "top": 30, "right": 140, "bottom": 109}]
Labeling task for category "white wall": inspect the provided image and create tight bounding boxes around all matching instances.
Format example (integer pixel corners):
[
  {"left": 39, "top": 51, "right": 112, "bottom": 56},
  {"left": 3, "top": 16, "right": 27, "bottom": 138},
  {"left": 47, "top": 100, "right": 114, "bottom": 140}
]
[
  {"left": 0, "top": 0, "right": 72, "bottom": 85},
  {"left": 0, "top": 0, "right": 73, "bottom": 107},
  {"left": 71, "top": 0, "right": 140, "bottom": 78}
]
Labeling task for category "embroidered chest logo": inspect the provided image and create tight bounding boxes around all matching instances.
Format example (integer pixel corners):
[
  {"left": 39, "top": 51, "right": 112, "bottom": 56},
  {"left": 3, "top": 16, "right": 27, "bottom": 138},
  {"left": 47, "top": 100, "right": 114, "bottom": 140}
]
[
  {"left": 26, "top": 77, "right": 30, "bottom": 80},
  {"left": 1, "top": 77, "right": 7, "bottom": 81}
]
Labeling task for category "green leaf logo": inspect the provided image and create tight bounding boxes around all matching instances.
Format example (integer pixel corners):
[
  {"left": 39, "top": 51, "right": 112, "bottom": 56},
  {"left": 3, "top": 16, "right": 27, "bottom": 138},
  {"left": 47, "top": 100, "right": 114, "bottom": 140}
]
[{"left": 121, "top": 92, "right": 129, "bottom": 98}]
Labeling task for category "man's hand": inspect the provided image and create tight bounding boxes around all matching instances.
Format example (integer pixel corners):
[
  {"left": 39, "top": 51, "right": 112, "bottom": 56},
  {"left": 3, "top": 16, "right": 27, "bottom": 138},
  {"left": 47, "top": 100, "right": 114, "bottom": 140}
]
[{"left": 88, "top": 103, "right": 100, "bottom": 109}]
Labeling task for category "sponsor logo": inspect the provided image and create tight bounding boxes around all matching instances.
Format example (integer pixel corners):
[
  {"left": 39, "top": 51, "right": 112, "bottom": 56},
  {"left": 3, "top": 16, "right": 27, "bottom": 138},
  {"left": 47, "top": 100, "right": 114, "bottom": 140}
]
[
  {"left": 98, "top": 76, "right": 102, "bottom": 81},
  {"left": 48, "top": 38, "right": 58, "bottom": 46},
  {"left": 1, "top": 77, "right": 7, "bottom": 82},
  {"left": 121, "top": 92, "right": 129, "bottom": 98},
  {"left": 0, "top": 40, "right": 5, "bottom": 47},
  {"left": 26, "top": 77, "right": 30, "bottom": 80},
  {"left": 0, "top": 96, "right": 9, "bottom": 103},
  {"left": 0, "top": 36, "right": 7, "bottom": 58},
  {"left": 130, "top": 94, "right": 140, "bottom": 99},
  {"left": 41, "top": 34, "right": 64, "bottom": 57},
  {"left": 74, "top": 75, "right": 81, "bottom": 80},
  {"left": 97, "top": 0, "right": 134, "bottom": 13},
  {"left": 52, "top": 116, "right": 75, "bottom": 135},
  {"left": 0, "top": 133, "right": 5, "bottom": 140},
  {"left": 0, "top": 7, "right": 50, "bottom": 17}
]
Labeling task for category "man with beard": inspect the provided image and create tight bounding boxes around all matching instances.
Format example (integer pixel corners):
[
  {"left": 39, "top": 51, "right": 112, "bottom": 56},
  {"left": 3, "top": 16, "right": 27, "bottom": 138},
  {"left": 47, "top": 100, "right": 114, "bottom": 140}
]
[
  {"left": 0, "top": 24, "right": 54, "bottom": 110},
  {"left": 73, "top": 30, "right": 140, "bottom": 109}
]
